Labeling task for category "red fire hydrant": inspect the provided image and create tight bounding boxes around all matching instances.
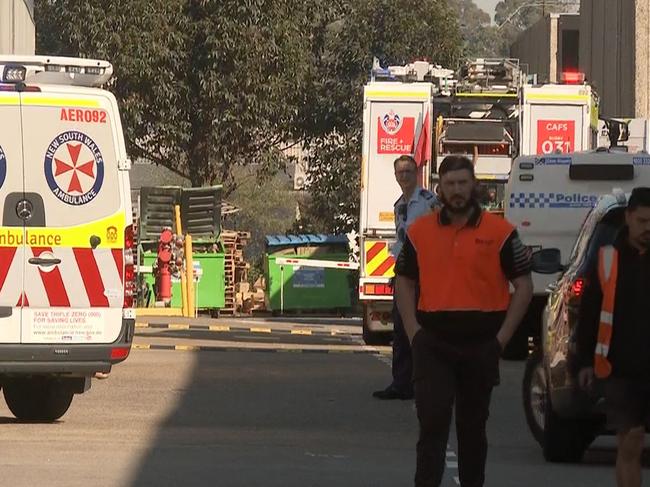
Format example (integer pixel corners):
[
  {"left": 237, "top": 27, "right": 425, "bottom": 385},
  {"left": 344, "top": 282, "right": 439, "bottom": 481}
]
[{"left": 155, "top": 228, "right": 174, "bottom": 303}]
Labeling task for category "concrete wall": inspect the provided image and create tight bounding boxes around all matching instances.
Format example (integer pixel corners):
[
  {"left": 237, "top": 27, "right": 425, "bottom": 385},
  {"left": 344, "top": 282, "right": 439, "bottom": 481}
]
[
  {"left": 635, "top": 0, "right": 650, "bottom": 118},
  {"left": 579, "top": 0, "right": 636, "bottom": 117},
  {"left": 0, "top": 0, "right": 35, "bottom": 55}
]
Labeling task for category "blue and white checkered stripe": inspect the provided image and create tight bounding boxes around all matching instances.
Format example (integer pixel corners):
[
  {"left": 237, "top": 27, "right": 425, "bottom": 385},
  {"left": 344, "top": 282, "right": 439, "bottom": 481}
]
[{"left": 509, "top": 193, "right": 555, "bottom": 209}]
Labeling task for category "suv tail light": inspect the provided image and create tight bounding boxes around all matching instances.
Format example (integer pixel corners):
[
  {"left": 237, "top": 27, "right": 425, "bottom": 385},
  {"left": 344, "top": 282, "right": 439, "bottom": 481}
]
[
  {"left": 123, "top": 225, "right": 135, "bottom": 308},
  {"left": 568, "top": 277, "right": 587, "bottom": 304}
]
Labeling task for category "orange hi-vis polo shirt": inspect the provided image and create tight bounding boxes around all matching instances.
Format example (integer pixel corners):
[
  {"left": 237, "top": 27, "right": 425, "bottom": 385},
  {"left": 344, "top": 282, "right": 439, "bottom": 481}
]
[{"left": 396, "top": 204, "right": 531, "bottom": 342}]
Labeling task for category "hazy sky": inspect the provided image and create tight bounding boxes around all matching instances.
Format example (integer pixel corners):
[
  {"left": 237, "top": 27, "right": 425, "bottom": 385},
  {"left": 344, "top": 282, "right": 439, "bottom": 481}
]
[{"left": 474, "top": 0, "right": 499, "bottom": 16}]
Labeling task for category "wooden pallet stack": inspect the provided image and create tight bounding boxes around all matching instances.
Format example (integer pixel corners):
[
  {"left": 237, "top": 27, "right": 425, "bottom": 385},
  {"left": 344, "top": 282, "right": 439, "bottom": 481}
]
[
  {"left": 220, "top": 230, "right": 251, "bottom": 315},
  {"left": 239, "top": 277, "right": 266, "bottom": 314}
]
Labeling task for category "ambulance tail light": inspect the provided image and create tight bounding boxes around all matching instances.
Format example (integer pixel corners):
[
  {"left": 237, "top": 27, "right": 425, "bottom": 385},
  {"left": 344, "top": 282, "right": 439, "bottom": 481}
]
[
  {"left": 110, "top": 346, "right": 130, "bottom": 361},
  {"left": 123, "top": 225, "right": 136, "bottom": 308}
]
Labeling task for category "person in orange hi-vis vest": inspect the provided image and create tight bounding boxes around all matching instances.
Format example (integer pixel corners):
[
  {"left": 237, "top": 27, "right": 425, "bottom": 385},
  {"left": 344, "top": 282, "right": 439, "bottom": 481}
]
[
  {"left": 395, "top": 155, "right": 533, "bottom": 487},
  {"left": 576, "top": 187, "right": 650, "bottom": 487}
]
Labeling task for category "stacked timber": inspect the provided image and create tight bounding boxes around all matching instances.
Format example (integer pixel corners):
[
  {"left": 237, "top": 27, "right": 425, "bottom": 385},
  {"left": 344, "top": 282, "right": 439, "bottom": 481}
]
[{"left": 221, "top": 230, "right": 251, "bottom": 315}]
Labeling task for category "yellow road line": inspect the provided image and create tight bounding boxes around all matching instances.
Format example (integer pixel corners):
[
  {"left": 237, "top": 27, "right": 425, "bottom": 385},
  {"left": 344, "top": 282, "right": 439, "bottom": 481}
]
[
  {"left": 250, "top": 327, "right": 272, "bottom": 334},
  {"left": 133, "top": 343, "right": 150, "bottom": 350},
  {"left": 174, "top": 345, "right": 199, "bottom": 351},
  {"left": 168, "top": 323, "right": 190, "bottom": 330},
  {"left": 135, "top": 322, "right": 148, "bottom": 328},
  {"left": 209, "top": 325, "right": 231, "bottom": 332},
  {"left": 291, "top": 329, "right": 313, "bottom": 336}
]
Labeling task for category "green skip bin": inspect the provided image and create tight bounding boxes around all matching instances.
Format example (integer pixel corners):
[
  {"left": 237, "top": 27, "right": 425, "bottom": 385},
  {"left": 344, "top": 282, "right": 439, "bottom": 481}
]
[{"left": 264, "top": 234, "right": 355, "bottom": 313}]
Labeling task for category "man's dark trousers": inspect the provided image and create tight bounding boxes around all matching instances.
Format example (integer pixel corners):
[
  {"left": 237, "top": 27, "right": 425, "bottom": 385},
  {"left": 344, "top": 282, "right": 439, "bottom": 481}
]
[
  {"left": 390, "top": 302, "right": 413, "bottom": 395},
  {"left": 412, "top": 329, "right": 500, "bottom": 487}
]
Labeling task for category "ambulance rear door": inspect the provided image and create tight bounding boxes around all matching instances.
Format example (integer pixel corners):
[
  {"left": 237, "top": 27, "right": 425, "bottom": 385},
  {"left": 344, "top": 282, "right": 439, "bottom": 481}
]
[
  {"left": 18, "top": 88, "right": 126, "bottom": 344},
  {"left": 0, "top": 89, "right": 25, "bottom": 344}
]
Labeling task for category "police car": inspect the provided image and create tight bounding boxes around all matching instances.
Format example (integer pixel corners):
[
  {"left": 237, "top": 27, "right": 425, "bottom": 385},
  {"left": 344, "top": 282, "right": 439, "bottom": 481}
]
[
  {"left": 0, "top": 55, "right": 135, "bottom": 421},
  {"left": 504, "top": 149, "right": 650, "bottom": 358}
]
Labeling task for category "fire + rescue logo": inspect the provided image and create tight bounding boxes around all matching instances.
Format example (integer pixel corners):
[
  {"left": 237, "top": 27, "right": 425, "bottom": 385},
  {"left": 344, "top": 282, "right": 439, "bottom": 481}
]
[
  {"left": 0, "top": 144, "right": 6, "bottom": 189},
  {"left": 44, "top": 131, "right": 104, "bottom": 206},
  {"left": 381, "top": 111, "right": 403, "bottom": 135}
]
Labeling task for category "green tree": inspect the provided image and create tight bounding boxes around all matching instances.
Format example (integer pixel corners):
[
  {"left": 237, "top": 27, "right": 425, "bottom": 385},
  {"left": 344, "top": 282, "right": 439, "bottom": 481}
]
[
  {"left": 227, "top": 166, "right": 297, "bottom": 282},
  {"left": 451, "top": 0, "right": 505, "bottom": 57},
  {"left": 35, "top": 0, "right": 322, "bottom": 193},
  {"left": 297, "top": 0, "right": 462, "bottom": 234},
  {"left": 494, "top": 0, "right": 578, "bottom": 50}
]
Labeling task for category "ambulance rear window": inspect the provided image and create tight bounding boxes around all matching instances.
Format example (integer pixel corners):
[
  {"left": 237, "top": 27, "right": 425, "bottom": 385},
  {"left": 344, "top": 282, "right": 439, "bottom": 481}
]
[{"left": 569, "top": 164, "right": 634, "bottom": 181}]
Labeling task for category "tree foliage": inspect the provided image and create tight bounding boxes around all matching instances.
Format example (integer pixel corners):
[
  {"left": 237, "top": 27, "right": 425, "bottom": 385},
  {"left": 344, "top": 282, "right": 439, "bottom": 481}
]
[
  {"left": 35, "top": 0, "right": 462, "bottom": 234},
  {"left": 35, "top": 0, "right": 321, "bottom": 192},
  {"left": 450, "top": 0, "right": 505, "bottom": 57},
  {"left": 298, "top": 0, "right": 462, "bottom": 234},
  {"left": 495, "top": 0, "right": 578, "bottom": 50}
]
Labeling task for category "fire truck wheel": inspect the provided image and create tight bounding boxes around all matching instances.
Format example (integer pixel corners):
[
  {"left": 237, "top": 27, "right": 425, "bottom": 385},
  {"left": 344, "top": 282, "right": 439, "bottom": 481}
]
[
  {"left": 362, "top": 325, "right": 392, "bottom": 346},
  {"left": 4, "top": 377, "right": 74, "bottom": 422}
]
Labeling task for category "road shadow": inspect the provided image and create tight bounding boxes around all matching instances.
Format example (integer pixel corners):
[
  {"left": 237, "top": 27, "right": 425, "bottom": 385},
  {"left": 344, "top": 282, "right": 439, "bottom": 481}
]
[
  {"left": 127, "top": 350, "right": 418, "bottom": 487},
  {"left": 584, "top": 445, "right": 650, "bottom": 466}
]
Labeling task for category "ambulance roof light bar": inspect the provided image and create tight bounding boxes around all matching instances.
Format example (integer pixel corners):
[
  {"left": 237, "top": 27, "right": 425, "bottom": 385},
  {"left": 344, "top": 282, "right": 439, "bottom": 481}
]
[{"left": 0, "top": 55, "right": 113, "bottom": 87}]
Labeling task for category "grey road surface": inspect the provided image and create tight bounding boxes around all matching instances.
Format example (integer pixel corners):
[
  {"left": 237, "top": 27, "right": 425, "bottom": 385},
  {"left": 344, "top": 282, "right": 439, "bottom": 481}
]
[{"left": 0, "top": 318, "right": 644, "bottom": 487}]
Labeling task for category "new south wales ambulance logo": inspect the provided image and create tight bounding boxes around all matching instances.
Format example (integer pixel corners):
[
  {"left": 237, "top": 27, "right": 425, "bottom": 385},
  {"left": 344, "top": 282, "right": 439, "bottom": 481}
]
[
  {"left": 44, "top": 131, "right": 104, "bottom": 206},
  {"left": 381, "top": 111, "right": 403, "bottom": 135}
]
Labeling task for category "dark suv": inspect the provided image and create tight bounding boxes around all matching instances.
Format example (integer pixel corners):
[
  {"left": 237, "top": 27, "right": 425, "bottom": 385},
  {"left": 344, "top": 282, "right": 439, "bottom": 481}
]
[{"left": 523, "top": 191, "right": 629, "bottom": 463}]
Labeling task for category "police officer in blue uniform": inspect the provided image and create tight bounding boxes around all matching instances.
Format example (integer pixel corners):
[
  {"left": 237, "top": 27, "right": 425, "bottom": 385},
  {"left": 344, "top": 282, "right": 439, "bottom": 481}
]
[{"left": 373, "top": 154, "right": 438, "bottom": 400}]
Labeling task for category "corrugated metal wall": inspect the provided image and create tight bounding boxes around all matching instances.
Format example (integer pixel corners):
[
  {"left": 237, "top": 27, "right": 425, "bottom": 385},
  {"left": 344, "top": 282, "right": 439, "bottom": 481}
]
[
  {"left": 580, "top": 0, "right": 636, "bottom": 117},
  {"left": 511, "top": 16, "right": 553, "bottom": 83},
  {"left": 511, "top": 14, "right": 580, "bottom": 84},
  {"left": 0, "top": 0, "right": 35, "bottom": 55}
]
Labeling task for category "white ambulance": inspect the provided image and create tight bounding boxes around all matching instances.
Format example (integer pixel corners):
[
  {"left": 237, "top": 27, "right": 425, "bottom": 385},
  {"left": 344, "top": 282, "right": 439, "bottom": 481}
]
[
  {"left": 506, "top": 149, "right": 650, "bottom": 354},
  {"left": 0, "top": 55, "right": 135, "bottom": 421}
]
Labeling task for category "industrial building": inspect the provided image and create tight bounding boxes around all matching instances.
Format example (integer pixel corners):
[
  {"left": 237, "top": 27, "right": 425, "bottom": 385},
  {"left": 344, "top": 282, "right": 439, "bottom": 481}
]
[
  {"left": 0, "top": 0, "right": 35, "bottom": 54},
  {"left": 510, "top": 13, "right": 580, "bottom": 85},
  {"left": 512, "top": 0, "right": 650, "bottom": 119}
]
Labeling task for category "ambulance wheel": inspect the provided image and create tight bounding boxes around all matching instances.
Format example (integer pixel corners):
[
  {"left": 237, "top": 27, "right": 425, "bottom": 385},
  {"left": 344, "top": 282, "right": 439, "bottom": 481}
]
[{"left": 4, "top": 377, "right": 74, "bottom": 422}]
